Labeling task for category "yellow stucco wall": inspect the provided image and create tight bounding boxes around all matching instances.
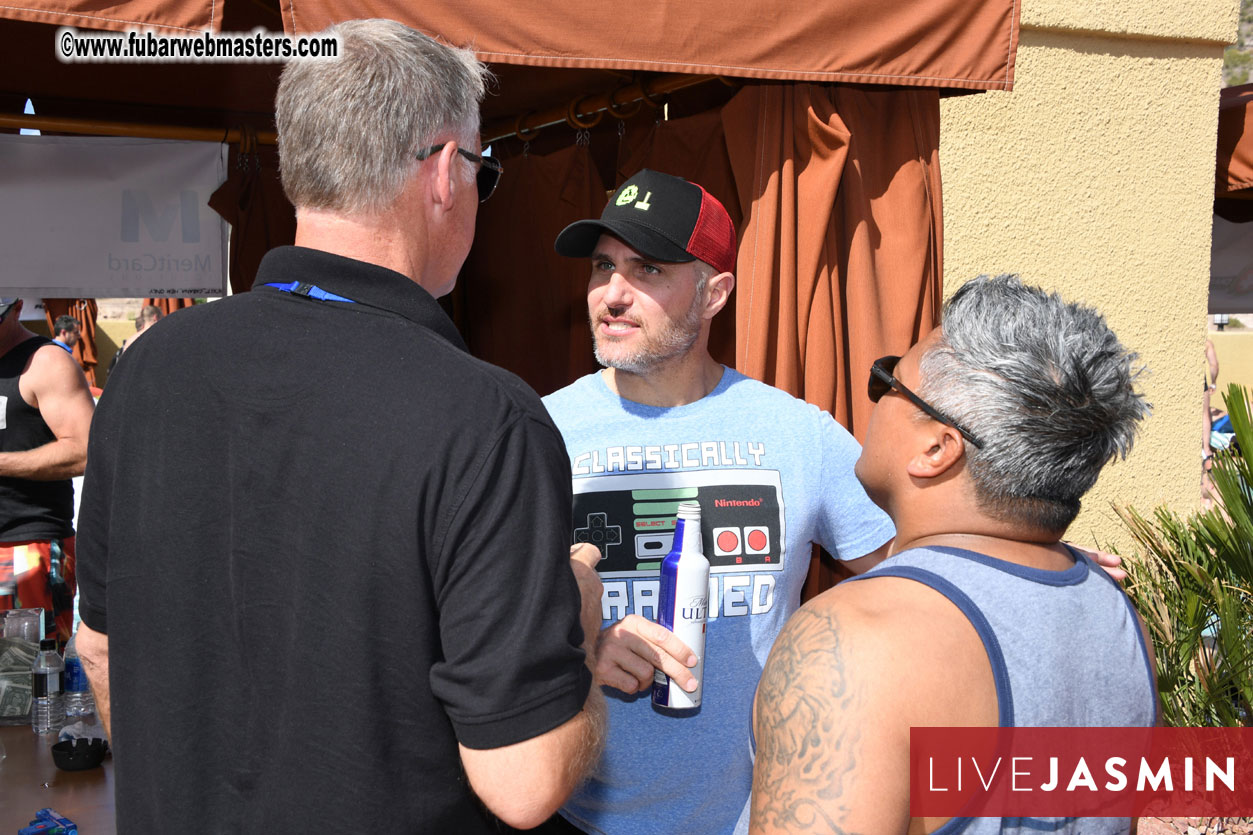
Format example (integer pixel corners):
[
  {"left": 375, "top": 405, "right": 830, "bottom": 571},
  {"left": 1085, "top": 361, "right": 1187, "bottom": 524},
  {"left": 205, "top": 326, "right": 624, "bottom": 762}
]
[
  {"left": 1020, "top": 0, "right": 1237, "bottom": 42},
  {"left": 939, "top": 0, "right": 1239, "bottom": 549}
]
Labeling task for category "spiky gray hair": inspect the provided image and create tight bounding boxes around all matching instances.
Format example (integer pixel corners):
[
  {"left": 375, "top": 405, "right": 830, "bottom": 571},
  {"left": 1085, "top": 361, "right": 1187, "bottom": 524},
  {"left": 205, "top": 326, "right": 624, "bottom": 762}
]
[{"left": 918, "top": 274, "right": 1150, "bottom": 532}]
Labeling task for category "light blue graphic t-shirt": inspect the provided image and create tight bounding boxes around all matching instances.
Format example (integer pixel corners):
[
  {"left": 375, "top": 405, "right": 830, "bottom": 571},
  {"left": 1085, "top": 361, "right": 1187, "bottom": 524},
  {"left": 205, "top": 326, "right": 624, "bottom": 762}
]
[{"left": 543, "top": 368, "right": 894, "bottom": 835}]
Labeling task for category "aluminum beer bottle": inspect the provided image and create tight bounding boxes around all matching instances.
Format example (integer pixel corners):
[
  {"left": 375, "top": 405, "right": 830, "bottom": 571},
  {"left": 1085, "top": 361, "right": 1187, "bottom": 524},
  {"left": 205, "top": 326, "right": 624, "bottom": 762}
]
[{"left": 652, "top": 500, "right": 710, "bottom": 710}]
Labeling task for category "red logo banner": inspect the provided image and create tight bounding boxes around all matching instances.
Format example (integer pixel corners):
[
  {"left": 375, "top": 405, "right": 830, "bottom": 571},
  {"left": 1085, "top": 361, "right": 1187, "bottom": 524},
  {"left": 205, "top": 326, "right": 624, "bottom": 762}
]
[{"left": 910, "top": 727, "right": 1253, "bottom": 818}]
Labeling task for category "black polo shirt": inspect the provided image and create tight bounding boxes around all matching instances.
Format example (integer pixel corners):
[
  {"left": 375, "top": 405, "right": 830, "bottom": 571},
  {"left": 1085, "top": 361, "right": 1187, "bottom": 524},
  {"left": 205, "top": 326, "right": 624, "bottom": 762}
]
[{"left": 77, "top": 246, "right": 590, "bottom": 832}]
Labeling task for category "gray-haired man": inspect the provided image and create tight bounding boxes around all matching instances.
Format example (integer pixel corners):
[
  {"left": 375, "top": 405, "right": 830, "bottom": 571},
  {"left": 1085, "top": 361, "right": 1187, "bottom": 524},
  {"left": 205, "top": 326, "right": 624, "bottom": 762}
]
[
  {"left": 751, "top": 275, "right": 1157, "bottom": 835},
  {"left": 77, "top": 19, "right": 603, "bottom": 832}
]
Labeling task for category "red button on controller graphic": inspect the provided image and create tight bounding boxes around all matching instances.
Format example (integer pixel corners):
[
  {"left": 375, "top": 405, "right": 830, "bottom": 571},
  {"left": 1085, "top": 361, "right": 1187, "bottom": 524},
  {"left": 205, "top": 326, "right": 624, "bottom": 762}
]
[
  {"left": 712, "top": 526, "right": 743, "bottom": 556},
  {"left": 744, "top": 526, "right": 770, "bottom": 555}
]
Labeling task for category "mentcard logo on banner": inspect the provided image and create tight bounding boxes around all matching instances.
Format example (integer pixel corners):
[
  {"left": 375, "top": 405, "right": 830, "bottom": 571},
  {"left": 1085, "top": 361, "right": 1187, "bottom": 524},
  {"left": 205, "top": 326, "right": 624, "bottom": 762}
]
[{"left": 0, "top": 135, "right": 228, "bottom": 298}]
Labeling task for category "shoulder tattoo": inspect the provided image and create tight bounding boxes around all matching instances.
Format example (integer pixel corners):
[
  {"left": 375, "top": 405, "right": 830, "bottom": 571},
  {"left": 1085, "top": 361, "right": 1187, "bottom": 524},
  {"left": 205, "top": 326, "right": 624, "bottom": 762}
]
[{"left": 752, "top": 606, "right": 864, "bottom": 835}]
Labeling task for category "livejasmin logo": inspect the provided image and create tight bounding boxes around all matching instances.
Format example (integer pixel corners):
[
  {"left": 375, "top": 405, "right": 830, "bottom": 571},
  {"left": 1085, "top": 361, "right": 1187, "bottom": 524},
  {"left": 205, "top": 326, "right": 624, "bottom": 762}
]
[
  {"left": 910, "top": 727, "right": 1253, "bottom": 818},
  {"left": 927, "top": 754, "right": 1235, "bottom": 794}
]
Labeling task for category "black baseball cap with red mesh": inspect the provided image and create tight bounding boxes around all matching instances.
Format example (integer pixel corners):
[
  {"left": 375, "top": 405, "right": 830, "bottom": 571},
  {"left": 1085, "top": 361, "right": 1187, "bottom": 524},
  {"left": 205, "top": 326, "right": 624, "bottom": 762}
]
[{"left": 554, "top": 169, "right": 736, "bottom": 275}]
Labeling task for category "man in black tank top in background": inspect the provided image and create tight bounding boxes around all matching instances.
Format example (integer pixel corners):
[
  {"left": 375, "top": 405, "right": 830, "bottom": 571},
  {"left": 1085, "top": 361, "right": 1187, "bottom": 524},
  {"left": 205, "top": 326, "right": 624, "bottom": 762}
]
[
  {"left": 750, "top": 275, "right": 1157, "bottom": 835},
  {"left": 0, "top": 298, "right": 96, "bottom": 643}
]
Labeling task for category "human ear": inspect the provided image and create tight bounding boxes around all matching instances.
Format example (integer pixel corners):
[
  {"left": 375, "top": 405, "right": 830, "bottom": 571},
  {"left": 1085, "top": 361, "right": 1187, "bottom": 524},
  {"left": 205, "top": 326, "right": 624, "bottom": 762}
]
[
  {"left": 703, "top": 271, "right": 735, "bottom": 319},
  {"left": 431, "top": 142, "right": 459, "bottom": 211},
  {"left": 905, "top": 425, "right": 966, "bottom": 479}
]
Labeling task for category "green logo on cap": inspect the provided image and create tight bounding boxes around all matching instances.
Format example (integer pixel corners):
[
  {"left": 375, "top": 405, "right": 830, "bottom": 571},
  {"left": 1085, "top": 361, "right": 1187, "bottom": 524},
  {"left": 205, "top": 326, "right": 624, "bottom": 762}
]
[{"left": 616, "top": 185, "right": 638, "bottom": 206}]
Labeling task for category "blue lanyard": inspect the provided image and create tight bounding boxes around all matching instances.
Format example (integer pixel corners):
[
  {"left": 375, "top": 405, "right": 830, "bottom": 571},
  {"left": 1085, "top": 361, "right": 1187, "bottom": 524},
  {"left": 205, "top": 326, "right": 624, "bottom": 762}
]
[{"left": 263, "top": 282, "right": 355, "bottom": 304}]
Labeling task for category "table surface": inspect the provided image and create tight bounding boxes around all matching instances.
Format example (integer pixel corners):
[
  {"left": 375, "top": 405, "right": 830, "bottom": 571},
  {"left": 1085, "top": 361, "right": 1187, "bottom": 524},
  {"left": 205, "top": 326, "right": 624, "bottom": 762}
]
[{"left": 1, "top": 723, "right": 115, "bottom": 833}]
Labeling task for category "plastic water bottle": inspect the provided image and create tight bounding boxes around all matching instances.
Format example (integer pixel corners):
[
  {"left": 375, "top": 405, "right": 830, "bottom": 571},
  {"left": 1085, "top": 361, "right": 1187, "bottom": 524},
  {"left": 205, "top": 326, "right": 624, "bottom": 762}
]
[
  {"left": 652, "top": 500, "right": 710, "bottom": 710},
  {"left": 31, "top": 638, "right": 65, "bottom": 734},
  {"left": 63, "top": 633, "right": 95, "bottom": 718}
]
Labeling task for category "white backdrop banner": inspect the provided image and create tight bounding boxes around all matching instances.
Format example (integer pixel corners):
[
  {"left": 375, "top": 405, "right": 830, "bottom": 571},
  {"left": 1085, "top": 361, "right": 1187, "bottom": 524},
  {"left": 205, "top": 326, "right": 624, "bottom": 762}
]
[{"left": 0, "top": 135, "right": 228, "bottom": 298}]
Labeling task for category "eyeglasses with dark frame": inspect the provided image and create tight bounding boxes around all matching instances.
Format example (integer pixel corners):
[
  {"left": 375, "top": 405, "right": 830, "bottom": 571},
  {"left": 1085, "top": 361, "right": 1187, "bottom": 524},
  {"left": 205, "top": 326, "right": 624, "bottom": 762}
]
[
  {"left": 867, "top": 355, "right": 985, "bottom": 449},
  {"left": 415, "top": 143, "right": 503, "bottom": 203}
]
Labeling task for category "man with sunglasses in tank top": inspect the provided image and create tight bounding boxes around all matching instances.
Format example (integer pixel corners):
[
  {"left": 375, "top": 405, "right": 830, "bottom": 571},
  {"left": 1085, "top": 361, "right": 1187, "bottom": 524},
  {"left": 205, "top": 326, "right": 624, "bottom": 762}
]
[{"left": 751, "top": 275, "right": 1157, "bottom": 835}]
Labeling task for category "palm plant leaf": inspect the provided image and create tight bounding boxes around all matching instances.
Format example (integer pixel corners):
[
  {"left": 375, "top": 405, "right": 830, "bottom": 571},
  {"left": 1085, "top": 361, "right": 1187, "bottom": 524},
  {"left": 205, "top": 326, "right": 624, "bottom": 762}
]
[{"left": 1121, "top": 384, "right": 1253, "bottom": 727}]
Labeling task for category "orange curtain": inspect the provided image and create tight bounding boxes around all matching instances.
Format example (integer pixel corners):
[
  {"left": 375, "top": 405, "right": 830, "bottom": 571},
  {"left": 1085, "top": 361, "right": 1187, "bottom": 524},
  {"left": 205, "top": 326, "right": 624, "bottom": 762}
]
[
  {"left": 1217, "top": 83, "right": 1253, "bottom": 199},
  {"left": 721, "top": 83, "right": 943, "bottom": 599},
  {"left": 723, "top": 83, "right": 943, "bottom": 440},
  {"left": 42, "top": 298, "right": 99, "bottom": 388},
  {"left": 457, "top": 144, "right": 608, "bottom": 396}
]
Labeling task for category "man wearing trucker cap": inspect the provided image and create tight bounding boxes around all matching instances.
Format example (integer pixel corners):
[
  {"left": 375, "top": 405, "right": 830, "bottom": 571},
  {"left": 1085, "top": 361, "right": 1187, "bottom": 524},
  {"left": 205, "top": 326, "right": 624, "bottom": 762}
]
[{"left": 542, "top": 169, "right": 895, "bottom": 834}]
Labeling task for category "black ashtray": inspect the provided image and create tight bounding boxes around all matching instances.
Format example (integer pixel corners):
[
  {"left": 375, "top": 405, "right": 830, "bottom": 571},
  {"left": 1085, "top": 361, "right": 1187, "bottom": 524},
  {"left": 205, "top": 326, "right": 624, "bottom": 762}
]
[{"left": 51, "top": 737, "right": 108, "bottom": 771}]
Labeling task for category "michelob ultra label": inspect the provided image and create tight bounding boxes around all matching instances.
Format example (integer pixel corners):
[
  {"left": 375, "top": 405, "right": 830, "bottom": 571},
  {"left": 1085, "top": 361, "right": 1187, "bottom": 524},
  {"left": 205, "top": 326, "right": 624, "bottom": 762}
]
[{"left": 652, "top": 501, "right": 710, "bottom": 710}]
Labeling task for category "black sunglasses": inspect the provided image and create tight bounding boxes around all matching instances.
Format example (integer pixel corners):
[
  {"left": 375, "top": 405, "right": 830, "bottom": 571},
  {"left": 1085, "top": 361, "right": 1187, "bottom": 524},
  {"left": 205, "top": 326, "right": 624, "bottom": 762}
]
[
  {"left": 415, "top": 143, "right": 503, "bottom": 203},
  {"left": 868, "top": 356, "right": 984, "bottom": 449}
]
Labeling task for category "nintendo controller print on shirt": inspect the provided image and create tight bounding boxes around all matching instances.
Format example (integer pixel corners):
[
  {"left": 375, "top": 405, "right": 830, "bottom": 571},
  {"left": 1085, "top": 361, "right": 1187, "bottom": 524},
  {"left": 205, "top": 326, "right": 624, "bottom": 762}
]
[{"left": 573, "top": 469, "right": 787, "bottom": 622}]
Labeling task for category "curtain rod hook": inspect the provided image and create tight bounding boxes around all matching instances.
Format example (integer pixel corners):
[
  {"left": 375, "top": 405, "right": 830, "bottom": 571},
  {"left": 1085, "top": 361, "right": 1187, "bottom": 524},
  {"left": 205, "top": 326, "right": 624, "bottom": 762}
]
[
  {"left": 606, "top": 86, "right": 643, "bottom": 120},
  {"left": 566, "top": 95, "right": 603, "bottom": 130},
  {"left": 515, "top": 112, "right": 542, "bottom": 142}
]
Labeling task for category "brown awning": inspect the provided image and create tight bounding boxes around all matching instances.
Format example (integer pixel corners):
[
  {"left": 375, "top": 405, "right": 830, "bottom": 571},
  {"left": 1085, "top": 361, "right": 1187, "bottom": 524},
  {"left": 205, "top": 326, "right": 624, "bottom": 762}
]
[
  {"left": 283, "top": 0, "right": 1018, "bottom": 91},
  {"left": 1217, "top": 83, "right": 1253, "bottom": 199},
  {"left": 2, "top": 0, "right": 1019, "bottom": 140},
  {"left": 4, "top": 0, "right": 1019, "bottom": 90},
  {"left": 0, "top": 0, "right": 217, "bottom": 33}
]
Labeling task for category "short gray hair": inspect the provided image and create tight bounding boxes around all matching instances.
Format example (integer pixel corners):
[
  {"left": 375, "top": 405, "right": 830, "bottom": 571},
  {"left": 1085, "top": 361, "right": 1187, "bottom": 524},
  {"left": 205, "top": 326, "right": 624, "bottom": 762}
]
[
  {"left": 136, "top": 305, "right": 163, "bottom": 330},
  {"left": 917, "top": 274, "right": 1149, "bottom": 532},
  {"left": 276, "top": 19, "right": 490, "bottom": 214},
  {"left": 693, "top": 261, "right": 715, "bottom": 297}
]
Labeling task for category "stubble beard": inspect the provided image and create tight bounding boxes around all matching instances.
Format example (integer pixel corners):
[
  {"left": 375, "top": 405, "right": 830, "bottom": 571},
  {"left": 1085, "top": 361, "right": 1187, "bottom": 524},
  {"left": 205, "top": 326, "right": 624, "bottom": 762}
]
[{"left": 590, "top": 294, "right": 704, "bottom": 377}]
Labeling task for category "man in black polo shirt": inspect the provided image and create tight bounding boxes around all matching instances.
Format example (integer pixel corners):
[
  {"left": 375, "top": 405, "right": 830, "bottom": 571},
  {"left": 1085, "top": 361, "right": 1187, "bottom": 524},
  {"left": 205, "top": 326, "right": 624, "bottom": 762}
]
[{"left": 75, "top": 19, "right": 605, "bottom": 832}]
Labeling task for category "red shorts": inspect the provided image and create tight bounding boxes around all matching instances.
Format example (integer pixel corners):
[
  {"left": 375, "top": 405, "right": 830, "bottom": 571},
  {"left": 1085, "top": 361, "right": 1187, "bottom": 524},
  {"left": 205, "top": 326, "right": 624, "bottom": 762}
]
[{"left": 0, "top": 537, "right": 77, "bottom": 643}]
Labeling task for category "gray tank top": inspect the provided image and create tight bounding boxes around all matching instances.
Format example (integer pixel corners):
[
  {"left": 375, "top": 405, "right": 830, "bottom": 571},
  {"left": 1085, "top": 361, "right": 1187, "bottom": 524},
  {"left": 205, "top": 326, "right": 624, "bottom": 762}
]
[{"left": 849, "top": 545, "right": 1157, "bottom": 835}]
